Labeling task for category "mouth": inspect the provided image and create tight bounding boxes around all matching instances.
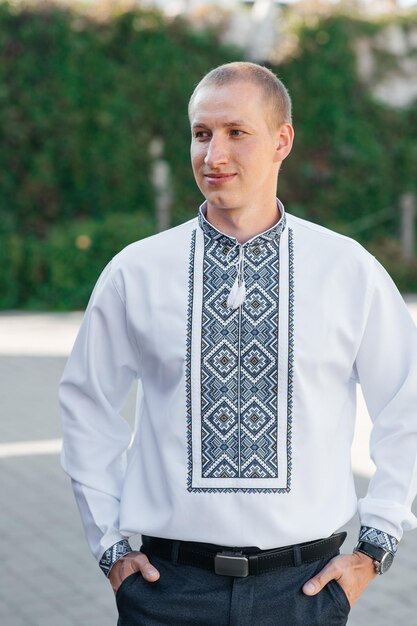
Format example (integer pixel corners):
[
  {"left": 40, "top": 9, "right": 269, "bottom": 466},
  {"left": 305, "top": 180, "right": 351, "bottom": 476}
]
[{"left": 204, "top": 173, "right": 237, "bottom": 185}]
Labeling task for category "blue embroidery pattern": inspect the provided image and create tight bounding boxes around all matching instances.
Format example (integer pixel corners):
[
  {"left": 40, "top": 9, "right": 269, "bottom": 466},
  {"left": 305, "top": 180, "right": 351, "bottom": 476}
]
[
  {"left": 99, "top": 539, "right": 132, "bottom": 577},
  {"left": 187, "top": 219, "right": 294, "bottom": 493},
  {"left": 359, "top": 526, "right": 398, "bottom": 554},
  {"left": 286, "top": 228, "right": 294, "bottom": 488},
  {"left": 201, "top": 236, "right": 280, "bottom": 480},
  {"left": 186, "top": 229, "right": 197, "bottom": 489}
]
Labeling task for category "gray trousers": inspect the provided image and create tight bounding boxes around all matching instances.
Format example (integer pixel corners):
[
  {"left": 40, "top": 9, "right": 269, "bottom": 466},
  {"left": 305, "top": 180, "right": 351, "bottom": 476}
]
[{"left": 116, "top": 551, "right": 350, "bottom": 626}]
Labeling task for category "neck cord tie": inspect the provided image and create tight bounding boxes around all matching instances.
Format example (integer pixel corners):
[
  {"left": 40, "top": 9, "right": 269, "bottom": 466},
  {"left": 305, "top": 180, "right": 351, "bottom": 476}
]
[{"left": 227, "top": 245, "right": 246, "bottom": 309}]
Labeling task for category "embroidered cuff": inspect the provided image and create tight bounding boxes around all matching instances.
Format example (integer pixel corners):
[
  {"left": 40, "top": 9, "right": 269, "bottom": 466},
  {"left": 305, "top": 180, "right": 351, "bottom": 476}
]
[
  {"left": 358, "top": 526, "right": 399, "bottom": 554},
  {"left": 99, "top": 539, "right": 133, "bottom": 577}
]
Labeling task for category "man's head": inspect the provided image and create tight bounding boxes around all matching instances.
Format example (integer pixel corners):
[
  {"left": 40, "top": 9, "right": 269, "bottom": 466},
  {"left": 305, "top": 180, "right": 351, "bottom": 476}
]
[
  {"left": 189, "top": 62, "right": 294, "bottom": 217},
  {"left": 188, "top": 61, "right": 292, "bottom": 131}
]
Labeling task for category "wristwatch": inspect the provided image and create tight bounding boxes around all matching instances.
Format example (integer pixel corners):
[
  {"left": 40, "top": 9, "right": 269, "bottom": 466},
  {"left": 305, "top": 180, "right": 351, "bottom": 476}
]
[{"left": 354, "top": 540, "right": 394, "bottom": 575}]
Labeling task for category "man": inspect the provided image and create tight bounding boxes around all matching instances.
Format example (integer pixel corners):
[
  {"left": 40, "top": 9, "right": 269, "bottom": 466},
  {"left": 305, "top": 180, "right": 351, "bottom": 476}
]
[{"left": 60, "top": 62, "right": 417, "bottom": 625}]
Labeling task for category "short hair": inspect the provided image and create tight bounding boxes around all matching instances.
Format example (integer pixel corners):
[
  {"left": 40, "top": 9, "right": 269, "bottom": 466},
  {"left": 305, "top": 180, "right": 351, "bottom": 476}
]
[{"left": 188, "top": 61, "right": 292, "bottom": 129}]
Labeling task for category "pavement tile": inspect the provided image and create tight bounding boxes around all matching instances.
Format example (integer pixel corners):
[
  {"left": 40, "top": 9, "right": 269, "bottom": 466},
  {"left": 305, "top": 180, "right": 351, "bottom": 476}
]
[{"left": 0, "top": 616, "right": 29, "bottom": 626}]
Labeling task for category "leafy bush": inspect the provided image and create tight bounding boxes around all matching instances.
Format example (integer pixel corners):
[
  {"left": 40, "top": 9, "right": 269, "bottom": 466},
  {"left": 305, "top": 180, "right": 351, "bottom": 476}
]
[
  {"left": 22, "top": 211, "right": 156, "bottom": 309},
  {"left": 0, "top": 234, "right": 24, "bottom": 309},
  {"left": 276, "top": 15, "right": 416, "bottom": 237},
  {"left": 368, "top": 237, "right": 417, "bottom": 294}
]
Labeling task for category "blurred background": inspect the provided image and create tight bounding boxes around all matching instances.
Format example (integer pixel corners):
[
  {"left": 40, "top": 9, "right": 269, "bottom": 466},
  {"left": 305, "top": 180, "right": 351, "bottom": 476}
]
[
  {"left": 1, "top": 0, "right": 417, "bottom": 625},
  {"left": 0, "top": 0, "right": 417, "bottom": 310}
]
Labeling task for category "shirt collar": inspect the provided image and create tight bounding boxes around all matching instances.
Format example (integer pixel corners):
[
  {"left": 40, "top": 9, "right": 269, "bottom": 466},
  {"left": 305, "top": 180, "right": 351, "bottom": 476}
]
[{"left": 198, "top": 199, "right": 287, "bottom": 246}]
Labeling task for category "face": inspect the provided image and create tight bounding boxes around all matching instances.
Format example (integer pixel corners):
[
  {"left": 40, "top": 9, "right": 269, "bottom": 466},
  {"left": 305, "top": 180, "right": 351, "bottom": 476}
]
[{"left": 190, "top": 81, "right": 293, "bottom": 216}]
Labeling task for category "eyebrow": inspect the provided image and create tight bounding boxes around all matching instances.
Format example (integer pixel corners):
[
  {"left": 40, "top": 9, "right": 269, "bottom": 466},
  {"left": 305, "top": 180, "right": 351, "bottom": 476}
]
[{"left": 192, "top": 120, "right": 251, "bottom": 130}]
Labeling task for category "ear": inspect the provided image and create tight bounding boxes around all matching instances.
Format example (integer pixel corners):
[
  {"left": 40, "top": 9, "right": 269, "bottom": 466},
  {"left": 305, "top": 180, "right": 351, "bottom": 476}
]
[{"left": 273, "top": 123, "right": 294, "bottom": 164}]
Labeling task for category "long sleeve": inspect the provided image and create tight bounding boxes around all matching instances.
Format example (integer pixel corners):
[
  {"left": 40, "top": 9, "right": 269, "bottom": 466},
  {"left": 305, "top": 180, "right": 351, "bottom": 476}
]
[
  {"left": 59, "top": 260, "right": 140, "bottom": 565},
  {"left": 355, "top": 258, "right": 417, "bottom": 541}
]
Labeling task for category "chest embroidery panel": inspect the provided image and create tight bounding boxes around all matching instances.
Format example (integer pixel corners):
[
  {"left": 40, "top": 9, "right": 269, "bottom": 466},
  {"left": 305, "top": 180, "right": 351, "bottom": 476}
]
[{"left": 187, "top": 226, "right": 294, "bottom": 493}]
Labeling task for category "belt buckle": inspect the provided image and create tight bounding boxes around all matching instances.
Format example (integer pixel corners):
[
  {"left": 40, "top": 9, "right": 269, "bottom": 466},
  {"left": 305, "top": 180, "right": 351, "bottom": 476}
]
[{"left": 214, "top": 551, "right": 249, "bottom": 577}]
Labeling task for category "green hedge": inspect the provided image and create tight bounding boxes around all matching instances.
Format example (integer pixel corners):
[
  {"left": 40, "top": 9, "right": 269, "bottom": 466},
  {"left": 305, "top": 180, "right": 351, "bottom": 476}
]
[
  {"left": 277, "top": 15, "right": 417, "bottom": 236},
  {"left": 0, "top": 234, "right": 24, "bottom": 309},
  {"left": 0, "top": 212, "right": 156, "bottom": 310},
  {"left": 1, "top": 3, "right": 416, "bottom": 308}
]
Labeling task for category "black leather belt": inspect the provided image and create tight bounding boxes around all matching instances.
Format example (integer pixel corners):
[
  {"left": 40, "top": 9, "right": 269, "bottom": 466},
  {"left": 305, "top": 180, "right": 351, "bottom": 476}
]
[{"left": 141, "top": 532, "right": 346, "bottom": 577}]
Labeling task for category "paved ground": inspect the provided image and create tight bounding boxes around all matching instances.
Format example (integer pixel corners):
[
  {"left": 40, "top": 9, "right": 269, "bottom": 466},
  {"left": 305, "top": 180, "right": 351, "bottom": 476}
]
[{"left": 1, "top": 303, "right": 417, "bottom": 626}]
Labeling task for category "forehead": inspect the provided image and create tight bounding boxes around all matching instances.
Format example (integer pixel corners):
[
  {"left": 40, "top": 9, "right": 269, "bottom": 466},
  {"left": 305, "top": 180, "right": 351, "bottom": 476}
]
[{"left": 190, "top": 81, "right": 269, "bottom": 127}]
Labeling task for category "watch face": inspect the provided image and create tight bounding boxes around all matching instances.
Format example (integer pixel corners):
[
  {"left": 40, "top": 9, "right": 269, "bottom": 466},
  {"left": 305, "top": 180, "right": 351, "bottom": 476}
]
[{"left": 379, "top": 551, "right": 394, "bottom": 574}]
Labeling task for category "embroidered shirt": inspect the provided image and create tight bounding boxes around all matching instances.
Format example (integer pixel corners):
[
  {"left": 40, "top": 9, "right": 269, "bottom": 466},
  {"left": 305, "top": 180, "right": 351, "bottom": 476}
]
[{"left": 60, "top": 202, "right": 414, "bottom": 576}]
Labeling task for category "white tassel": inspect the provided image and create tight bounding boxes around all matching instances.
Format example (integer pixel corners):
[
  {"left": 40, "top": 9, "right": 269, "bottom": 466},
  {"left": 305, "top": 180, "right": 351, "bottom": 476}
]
[
  {"left": 235, "top": 279, "right": 246, "bottom": 308},
  {"left": 227, "top": 275, "right": 240, "bottom": 309},
  {"left": 227, "top": 246, "right": 246, "bottom": 309},
  {"left": 227, "top": 277, "right": 246, "bottom": 309}
]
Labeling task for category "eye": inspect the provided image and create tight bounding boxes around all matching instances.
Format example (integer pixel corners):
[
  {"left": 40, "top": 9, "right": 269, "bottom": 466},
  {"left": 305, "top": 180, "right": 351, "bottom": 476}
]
[
  {"left": 193, "top": 130, "right": 210, "bottom": 139},
  {"left": 230, "top": 129, "right": 244, "bottom": 137}
]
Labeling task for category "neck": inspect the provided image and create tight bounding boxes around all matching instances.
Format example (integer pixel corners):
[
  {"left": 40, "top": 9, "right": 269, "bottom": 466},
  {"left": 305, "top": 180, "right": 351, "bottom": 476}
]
[{"left": 205, "top": 200, "right": 281, "bottom": 244}]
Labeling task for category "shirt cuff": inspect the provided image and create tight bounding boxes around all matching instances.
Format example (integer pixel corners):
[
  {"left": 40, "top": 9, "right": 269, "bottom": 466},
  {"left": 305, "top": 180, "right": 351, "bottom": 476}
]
[
  {"left": 358, "top": 525, "right": 399, "bottom": 554},
  {"left": 99, "top": 539, "right": 133, "bottom": 577}
]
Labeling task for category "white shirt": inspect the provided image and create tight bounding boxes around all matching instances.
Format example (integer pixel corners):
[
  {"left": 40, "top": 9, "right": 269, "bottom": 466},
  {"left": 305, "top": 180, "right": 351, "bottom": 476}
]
[{"left": 60, "top": 202, "right": 417, "bottom": 571}]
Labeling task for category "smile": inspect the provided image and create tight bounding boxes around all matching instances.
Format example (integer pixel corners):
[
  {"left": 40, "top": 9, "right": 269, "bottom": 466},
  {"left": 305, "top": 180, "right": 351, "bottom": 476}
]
[{"left": 204, "top": 173, "right": 237, "bottom": 185}]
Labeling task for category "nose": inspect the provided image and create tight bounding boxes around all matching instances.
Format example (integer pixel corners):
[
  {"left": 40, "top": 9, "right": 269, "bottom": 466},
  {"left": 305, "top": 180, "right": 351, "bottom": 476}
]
[{"left": 204, "top": 134, "right": 228, "bottom": 168}]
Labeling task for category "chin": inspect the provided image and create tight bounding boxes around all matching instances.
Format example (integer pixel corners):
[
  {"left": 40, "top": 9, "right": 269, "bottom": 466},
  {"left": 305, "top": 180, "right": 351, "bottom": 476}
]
[
  {"left": 207, "top": 201, "right": 235, "bottom": 212},
  {"left": 205, "top": 192, "right": 238, "bottom": 211}
]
